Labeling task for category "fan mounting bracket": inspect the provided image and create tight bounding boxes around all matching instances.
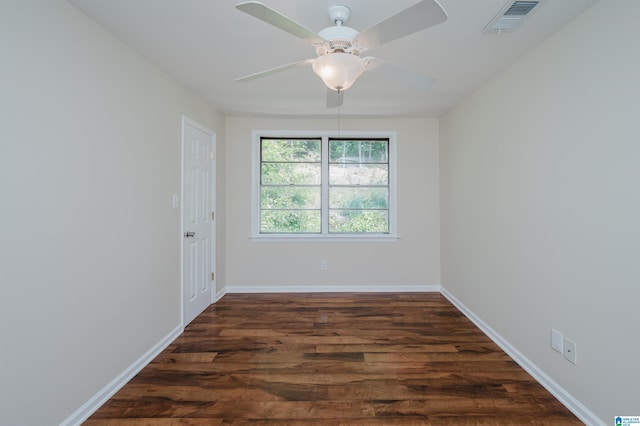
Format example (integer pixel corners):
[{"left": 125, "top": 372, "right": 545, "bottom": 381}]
[{"left": 328, "top": 5, "right": 351, "bottom": 26}]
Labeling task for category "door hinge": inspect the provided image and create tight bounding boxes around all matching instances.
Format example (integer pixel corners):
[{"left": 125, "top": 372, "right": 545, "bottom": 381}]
[
  {"left": 211, "top": 272, "right": 215, "bottom": 281},
  {"left": 211, "top": 211, "right": 215, "bottom": 220}
]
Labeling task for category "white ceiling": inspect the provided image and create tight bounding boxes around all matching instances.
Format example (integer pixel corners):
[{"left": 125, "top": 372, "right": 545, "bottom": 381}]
[{"left": 69, "top": 0, "right": 598, "bottom": 118}]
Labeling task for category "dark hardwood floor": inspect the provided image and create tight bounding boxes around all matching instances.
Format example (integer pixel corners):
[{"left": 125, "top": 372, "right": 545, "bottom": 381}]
[{"left": 86, "top": 293, "right": 582, "bottom": 425}]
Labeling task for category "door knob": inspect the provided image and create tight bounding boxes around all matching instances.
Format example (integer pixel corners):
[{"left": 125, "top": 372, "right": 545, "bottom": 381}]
[{"left": 184, "top": 231, "right": 195, "bottom": 238}]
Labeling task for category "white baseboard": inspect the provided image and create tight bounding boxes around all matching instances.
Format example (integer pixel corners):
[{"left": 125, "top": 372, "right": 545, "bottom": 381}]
[
  {"left": 440, "top": 287, "right": 604, "bottom": 426},
  {"left": 224, "top": 284, "right": 440, "bottom": 293},
  {"left": 60, "top": 324, "right": 183, "bottom": 426},
  {"left": 214, "top": 287, "right": 227, "bottom": 302}
]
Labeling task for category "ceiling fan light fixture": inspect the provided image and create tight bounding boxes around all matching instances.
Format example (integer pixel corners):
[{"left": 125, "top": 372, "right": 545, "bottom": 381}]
[{"left": 312, "top": 52, "right": 366, "bottom": 92}]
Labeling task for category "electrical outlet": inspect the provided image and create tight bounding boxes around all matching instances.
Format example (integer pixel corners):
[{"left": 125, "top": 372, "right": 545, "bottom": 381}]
[
  {"left": 563, "top": 337, "right": 577, "bottom": 364},
  {"left": 320, "top": 259, "right": 328, "bottom": 270},
  {"left": 551, "top": 329, "right": 563, "bottom": 353}
]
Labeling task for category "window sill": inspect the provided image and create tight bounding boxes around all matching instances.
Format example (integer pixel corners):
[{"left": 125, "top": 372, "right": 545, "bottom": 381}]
[{"left": 249, "top": 234, "right": 401, "bottom": 243}]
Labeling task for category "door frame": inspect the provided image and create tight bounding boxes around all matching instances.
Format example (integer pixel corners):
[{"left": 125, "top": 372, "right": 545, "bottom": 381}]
[{"left": 180, "top": 115, "right": 216, "bottom": 327}]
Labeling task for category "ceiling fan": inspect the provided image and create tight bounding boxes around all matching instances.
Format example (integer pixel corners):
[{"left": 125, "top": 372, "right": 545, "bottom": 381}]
[{"left": 235, "top": 1, "right": 448, "bottom": 107}]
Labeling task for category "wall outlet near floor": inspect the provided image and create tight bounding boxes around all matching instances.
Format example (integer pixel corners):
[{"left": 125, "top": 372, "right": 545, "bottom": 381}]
[
  {"left": 551, "top": 328, "right": 563, "bottom": 353},
  {"left": 320, "top": 259, "right": 328, "bottom": 270},
  {"left": 563, "top": 337, "right": 577, "bottom": 364}
]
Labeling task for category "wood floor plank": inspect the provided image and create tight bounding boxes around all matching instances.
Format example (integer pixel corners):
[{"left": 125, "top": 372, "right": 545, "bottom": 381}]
[{"left": 87, "top": 293, "right": 581, "bottom": 424}]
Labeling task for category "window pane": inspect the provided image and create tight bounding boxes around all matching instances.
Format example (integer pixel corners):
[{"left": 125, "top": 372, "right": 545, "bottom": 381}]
[
  {"left": 329, "top": 187, "right": 388, "bottom": 209},
  {"left": 262, "top": 139, "right": 321, "bottom": 162},
  {"left": 261, "top": 210, "right": 321, "bottom": 233},
  {"left": 330, "top": 164, "right": 388, "bottom": 185},
  {"left": 262, "top": 186, "right": 320, "bottom": 209},
  {"left": 329, "top": 140, "right": 388, "bottom": 163},
  {"left": 329, "top": 210, "right": 389, "bottom": 233},
  {"left": 262, "top": 163, "right": 321, "bottom": 185}
]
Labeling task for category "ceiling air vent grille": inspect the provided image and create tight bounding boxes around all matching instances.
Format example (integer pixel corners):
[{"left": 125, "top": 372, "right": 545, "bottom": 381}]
[
  {"left": 505, "top": 1, "right": 539, "bottom": 16},
  {"left": 484, "top": 0, "right": 541, "bottom": 33}
]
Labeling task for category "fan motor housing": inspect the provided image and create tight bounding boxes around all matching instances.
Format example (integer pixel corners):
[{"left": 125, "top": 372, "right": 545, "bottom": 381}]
[{"left": 316, "top": 26, "right": 362, "bottom": 55}]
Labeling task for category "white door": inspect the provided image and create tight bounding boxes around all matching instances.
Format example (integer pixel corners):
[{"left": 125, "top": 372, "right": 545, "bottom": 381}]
[{"left": 182, "top": 117, "right": 215, "bottom": 326}]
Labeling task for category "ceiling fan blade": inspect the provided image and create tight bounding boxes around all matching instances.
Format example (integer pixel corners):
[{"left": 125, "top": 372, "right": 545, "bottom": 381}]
[
  {"left": 326, "top": 89, "right": 344, "bottom": 108},
  {"left": 356, "top": 0, "right": 447, "bottom": 49},
  {"left": 364, "top": 57, "right": 435, "bottom": 91},
  {"left": 236, "top": 59, "right": 314, "bottom": 82},
  {"left": 236, "top": 2, "right": 325, "bottom": 45}
]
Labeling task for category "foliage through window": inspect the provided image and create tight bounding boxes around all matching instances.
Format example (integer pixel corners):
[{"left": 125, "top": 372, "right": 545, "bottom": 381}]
[
  {"left": 329, "top": 139, "right": 389, "bottom": 233},
  {"left": 257, "top": 134, "right": 394, "bottom": 236},
  {"left": 260, "top": 138, "right": 322, "bottom": 233}
]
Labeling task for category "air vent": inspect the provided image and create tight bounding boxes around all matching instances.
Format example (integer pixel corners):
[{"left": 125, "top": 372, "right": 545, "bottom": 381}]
[
  {"left": 484, "top": 0, "right": 541, "bottom": 32},
  {"left": 504, "top": 1, "right": 539, "bottom": 15}
]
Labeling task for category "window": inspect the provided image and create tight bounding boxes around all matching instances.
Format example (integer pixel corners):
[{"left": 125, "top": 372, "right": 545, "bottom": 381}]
[
  {"left": 260, "top": 138, "right": 322, "bottom": 233},
  {"left": 252, "top": 131, "right": 397, "bottom": 239},
  {"left": 329, "top": 138, "right": 389, "bottom": 233}
]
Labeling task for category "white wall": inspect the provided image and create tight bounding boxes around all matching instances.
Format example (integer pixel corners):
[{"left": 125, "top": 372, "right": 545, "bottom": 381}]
[
  {"left": 225, "top": 117, "right": 439, "bottom": 290},
  {"left": 0, "top": 1, "right": 224, "bottom": 424},
  {"left": 440, "top": 0, "right": 640, "bottom": 423}
]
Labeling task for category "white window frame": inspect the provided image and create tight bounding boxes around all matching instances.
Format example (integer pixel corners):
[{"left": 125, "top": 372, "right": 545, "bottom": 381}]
[{"left": 251, "top": 130, "right": 398, "bottom": 242}]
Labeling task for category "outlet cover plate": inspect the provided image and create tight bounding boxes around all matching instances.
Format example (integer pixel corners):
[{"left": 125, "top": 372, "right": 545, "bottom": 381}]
[{"left": 563, "top": 337, "right": 577, "bottom": 364}]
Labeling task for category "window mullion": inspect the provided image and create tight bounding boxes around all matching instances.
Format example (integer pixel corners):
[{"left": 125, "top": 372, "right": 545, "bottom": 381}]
[{"left": 321, "top": 136, "right": 329, "bottom": 235}]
